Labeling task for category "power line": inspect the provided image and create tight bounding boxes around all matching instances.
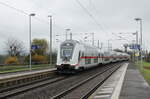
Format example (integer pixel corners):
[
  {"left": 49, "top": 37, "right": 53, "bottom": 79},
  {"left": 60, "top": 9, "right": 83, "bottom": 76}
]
[
  {"left": 112, "top": 33, "right": 132, "bottom": 43},
  {"left": 75, "top": 0, "right": 109, "bottom": 35},
  {"left": 0, "top": 1, "right": 28, "bottom": 15},
  {"left": 89, "top": 0, "right": 132, "bottom": 42},
  {"left": 89, "top": 0, "right": 112, "bottom": 33},
  {"left": 0, "top": 1, "right": 65, "bottom": 32},
  {"left": 0, "top": 1, "right": 51, "bottom": 25}
]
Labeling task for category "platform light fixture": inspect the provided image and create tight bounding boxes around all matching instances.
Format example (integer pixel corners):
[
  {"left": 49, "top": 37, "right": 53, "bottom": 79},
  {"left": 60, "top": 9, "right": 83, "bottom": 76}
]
[
  {"left": 29, "top": 13, "right": 35, "bottom": 71},
  {"left": 134, "top": 17, "right": 143, "bottom": 70}
]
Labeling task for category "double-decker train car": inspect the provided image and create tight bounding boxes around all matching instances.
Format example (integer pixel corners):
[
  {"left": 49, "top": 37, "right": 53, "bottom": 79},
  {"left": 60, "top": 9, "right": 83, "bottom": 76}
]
[{"left": 56, "top": 40, "right": 129, "bottom": 73}]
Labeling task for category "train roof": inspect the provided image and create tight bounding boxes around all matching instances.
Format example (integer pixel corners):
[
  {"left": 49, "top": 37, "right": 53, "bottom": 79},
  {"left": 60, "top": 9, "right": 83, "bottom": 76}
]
[
  {"left": 61, "top": 40, "right": 80, "bottom": 45},
  {"left": 61, "top": 40, "right": 98, "bottom": 49},
  {"left": 60, "top": 40, "right": 130, "bottom": 56}
]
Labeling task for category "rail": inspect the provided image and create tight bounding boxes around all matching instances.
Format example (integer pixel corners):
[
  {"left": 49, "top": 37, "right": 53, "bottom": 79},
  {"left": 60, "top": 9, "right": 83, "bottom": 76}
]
[{"left": 52, "top": 63, "right": 123, "bottom": 99}]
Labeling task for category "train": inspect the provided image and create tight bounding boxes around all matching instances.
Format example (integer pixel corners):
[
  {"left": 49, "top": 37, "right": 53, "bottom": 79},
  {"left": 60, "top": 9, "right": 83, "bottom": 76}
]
[{"left": 56, "top": 40, "right": 130, "bottom": 73}]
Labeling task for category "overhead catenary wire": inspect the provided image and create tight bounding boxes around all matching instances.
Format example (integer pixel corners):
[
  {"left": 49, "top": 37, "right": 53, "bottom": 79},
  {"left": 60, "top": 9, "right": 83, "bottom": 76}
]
[
  {"left": 89, "top": 0, "right": 112, "bottom": 34},
  {"left": 0, "top": 0, "right": 129, "bottom": 45},
  {"left": 88, "top": 0, "right": 135, "bottom": 44},
  {"left": 0, "top": 1, "right": 49, "bottom": 24},
  {"left": 0, "top": 0, "right": 110, "bottom": 36},
  {"left": 0, "top": 1, "right": 61, "bottom": 28},
  {"left": 0, "top": 1, "right": 28, "bottom": 15},
  {"left": 112, "top": 33, "right": 132, "bottom": 44},
  {"left": 0, "top": 1, "right": 65, "bottom": 36},
  {"left": 75, "top": 0, "right": 110, "bottom": 35}
]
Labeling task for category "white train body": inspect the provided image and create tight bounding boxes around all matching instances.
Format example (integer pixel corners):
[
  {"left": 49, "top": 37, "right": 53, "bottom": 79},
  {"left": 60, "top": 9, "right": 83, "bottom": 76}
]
[{"left": 56, "top": 40, "right": 129, "bottom": 72}]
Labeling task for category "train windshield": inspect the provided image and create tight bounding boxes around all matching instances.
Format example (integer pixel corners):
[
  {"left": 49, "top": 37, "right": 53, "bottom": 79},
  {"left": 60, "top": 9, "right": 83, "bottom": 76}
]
[
  {"left": 62, "top": 49, "right": 72, "bottom": 57},
  {"left": 60, "top": 42, "right": 74, "bottom": 60}
]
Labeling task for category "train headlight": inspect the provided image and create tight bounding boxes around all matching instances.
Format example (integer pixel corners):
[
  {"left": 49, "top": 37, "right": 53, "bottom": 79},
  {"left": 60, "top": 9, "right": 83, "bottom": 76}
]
[{"left": 66, "top": 43, "right": 70, "bottom": 46}]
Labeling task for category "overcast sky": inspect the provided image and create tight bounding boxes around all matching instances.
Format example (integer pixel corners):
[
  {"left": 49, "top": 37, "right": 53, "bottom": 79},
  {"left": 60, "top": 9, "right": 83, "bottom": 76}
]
[{"left": 0, "top": 0, "right": 149, "bottom": 54}]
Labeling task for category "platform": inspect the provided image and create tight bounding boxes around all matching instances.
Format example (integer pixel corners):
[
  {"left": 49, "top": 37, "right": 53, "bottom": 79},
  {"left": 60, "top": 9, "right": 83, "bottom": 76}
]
[
  {"left": 89, "top": 62, "right": 150, "bottom": 99},
  {"left": 0, "top": 68, "right": 56, "bottom": 81},
  {"left": 119, "top": 63, "right": 150, "bottom": 99}
]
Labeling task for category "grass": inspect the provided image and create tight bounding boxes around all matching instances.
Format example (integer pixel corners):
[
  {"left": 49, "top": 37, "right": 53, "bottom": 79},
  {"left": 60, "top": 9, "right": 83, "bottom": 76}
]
[
  {"left": 135, "top": 61, "right": 150, "bottom": 85},
  {"left": 0, "top": 64, "right": 55, "bottom": 74}
]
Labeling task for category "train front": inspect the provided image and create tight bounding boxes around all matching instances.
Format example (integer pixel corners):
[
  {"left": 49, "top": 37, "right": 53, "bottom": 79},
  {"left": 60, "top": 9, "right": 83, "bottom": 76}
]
[{"left": 56, "top": 40, "right": 78, "bottom": 73}]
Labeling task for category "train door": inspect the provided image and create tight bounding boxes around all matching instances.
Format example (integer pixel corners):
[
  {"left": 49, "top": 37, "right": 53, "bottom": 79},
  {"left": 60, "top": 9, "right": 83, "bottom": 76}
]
[
  {"left": 81, "top": 52, "right": 85, "bottom": 65},
  {"left": 78, "top": 51, "right": 85, "bottom": 66},
  {"left": 98, "top": 53, "right": 101, "bottom": 64},
  {"left": 101, "top": 53, "right": 104, "bottom": 64}
]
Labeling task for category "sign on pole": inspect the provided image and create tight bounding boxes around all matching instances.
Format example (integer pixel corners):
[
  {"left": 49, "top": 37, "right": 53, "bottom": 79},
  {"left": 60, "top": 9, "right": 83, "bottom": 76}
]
[
  {"left": 31, "top": 45, "right": 40, "bottom": 50},
  {"left": 129, "top": 44, "right": 140, "bottom": 50}
]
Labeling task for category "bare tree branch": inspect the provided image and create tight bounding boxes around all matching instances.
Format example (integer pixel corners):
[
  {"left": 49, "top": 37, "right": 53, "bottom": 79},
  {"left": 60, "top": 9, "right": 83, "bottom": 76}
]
[{"left": 5, "top": 38, "right": 25, "bottom": 56}]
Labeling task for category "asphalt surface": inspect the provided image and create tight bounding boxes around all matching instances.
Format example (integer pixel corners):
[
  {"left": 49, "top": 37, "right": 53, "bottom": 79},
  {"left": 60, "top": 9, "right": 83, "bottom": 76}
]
[{"left": 119, "top": 62, "right": 150, "bottom": 99}]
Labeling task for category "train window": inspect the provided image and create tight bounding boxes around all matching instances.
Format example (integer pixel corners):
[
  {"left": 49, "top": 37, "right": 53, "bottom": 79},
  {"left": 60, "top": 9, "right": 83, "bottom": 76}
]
[
  {"left": 62, "top": 49, "right": 72, "bottom": 57},
  {"left": 60, "top": 43, "right": 74, "bottom": 59},
  {"left": 78, "top": 51, "right": 81, "bottom": 61}
]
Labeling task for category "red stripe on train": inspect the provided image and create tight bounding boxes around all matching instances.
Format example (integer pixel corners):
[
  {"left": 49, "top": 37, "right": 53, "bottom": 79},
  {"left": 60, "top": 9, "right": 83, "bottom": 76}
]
[
  {"left": 80, "top": 56, "right": 127, "bottom": 59},
  {"left": 80, "top": 56, "right": 98, "bottom": 59}
]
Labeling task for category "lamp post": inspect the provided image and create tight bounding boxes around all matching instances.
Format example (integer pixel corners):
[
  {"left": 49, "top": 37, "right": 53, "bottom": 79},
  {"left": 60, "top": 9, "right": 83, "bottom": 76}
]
[
  {"left": 135, "top": 18, "right": 143, "bottom": 70},
  {"left": 133, "top": 31, "right": 139, "bottom": 62},
  {"left": 108, "top": 39, "right": 110, "bottom": 51},
  {"left": 48, "top": 15, "right": 52, "bottom": 66},
  {"left": 65, "top": 29, "right": 71, "bottom": 40},
  {"left": 132, "top": 31, "right": 138, "bottom": 45},
  {"left": 70, "top": 32, "right": 72, "bottom": 40},
  {"left": 29, "top": 13, "right": 35, "bottom": 71},
  {"left": 91, "top": 33, "right": 94, "bottom": 46},
  {"left": 119, "top": 32, "right": 138, "bottom": 62},
  {"left": 83, "top": 33, "right": 94, "bottom": 45},
  {"left": 97, "top": 40, "right": 100, "bottom": 48}
]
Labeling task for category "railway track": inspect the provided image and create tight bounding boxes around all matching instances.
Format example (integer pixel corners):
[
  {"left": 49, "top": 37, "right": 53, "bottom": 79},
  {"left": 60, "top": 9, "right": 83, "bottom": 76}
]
[
  {"left": 0, "top": 69, "right": 56, "bottom": 90},
  {"left": 52, "top": 62, "right": 124, "bottom": 99},
  {"left": 0, "top": 74, "right": 68, "bottom": 99},
  {"left": 0, "top": 62, "right": 125, "bottom": 99}
]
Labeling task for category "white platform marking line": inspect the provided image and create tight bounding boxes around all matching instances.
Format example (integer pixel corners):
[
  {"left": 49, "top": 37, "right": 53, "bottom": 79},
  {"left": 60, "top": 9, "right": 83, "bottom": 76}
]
[
  {"left": 101, "top": 88, "right": 113, "bottom": 91},
  {"left": 111, "top": 63, "right": 128, "bottom": 99},
  {"left": 97, "top": 90, "right": 112, "bottom": 94},
  {"left": 104, "top": 84, "right": 115, "bottom": 87},
  {"left": 94, "top": 95, "right": 110, "bottom": 98},
  {"left": 103, "top": 85, "right": 114, "bottom": 88}
]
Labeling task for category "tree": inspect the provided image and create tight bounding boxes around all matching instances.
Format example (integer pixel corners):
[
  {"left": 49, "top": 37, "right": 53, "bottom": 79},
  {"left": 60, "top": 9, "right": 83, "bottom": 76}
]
[
  {"left": 32, "top": 38, "right": 48, "bottom": 55},
  {"left": 5, "top": 38, "right": 24, "bottom": 57}
]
